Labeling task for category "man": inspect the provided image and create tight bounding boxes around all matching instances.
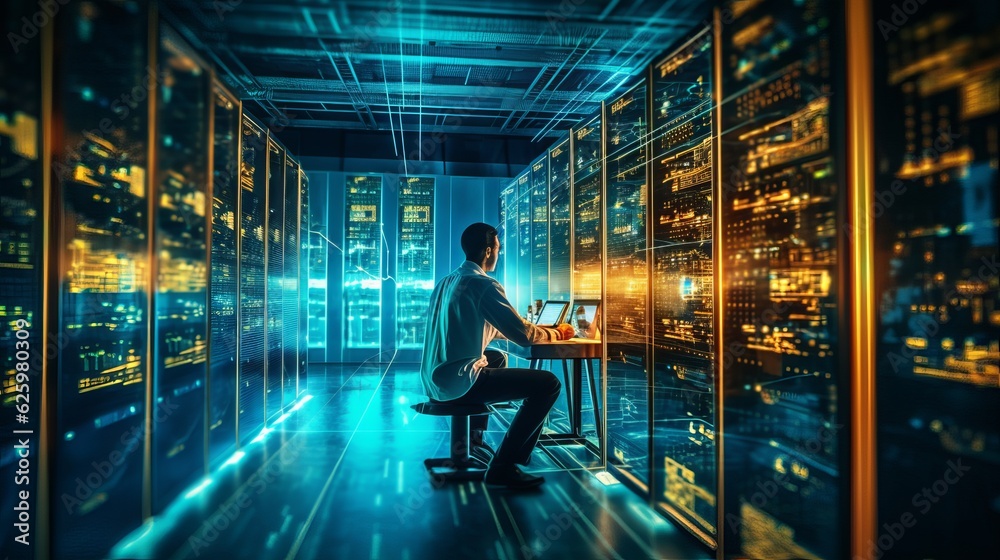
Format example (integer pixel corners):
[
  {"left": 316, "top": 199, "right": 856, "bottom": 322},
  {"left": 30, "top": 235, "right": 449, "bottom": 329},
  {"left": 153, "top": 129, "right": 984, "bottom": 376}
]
[{"left": 420, "top": 222, "right": 576, "bottom": 489}]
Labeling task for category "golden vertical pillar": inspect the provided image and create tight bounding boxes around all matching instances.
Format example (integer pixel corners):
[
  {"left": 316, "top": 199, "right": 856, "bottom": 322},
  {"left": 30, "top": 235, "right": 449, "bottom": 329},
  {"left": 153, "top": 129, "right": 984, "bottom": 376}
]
[{"left": 846, "top": 0, "right": 878, "bottom": 556}]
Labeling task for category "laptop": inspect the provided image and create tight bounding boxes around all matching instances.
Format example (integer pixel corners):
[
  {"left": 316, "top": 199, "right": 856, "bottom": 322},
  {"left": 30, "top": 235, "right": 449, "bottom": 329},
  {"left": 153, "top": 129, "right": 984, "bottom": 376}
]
[
  {"left": 533, "top": 300, "right": 569, "bottom": 327},
  {"left": 569, "top": 300, "right": 601, "bottom": 339}
]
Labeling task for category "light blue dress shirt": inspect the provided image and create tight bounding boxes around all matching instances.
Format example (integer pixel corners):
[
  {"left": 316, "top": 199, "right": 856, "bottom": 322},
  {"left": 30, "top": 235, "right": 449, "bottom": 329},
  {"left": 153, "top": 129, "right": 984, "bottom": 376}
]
[{"left": 419, "top": 261, "right": 560, "bottom": 401}]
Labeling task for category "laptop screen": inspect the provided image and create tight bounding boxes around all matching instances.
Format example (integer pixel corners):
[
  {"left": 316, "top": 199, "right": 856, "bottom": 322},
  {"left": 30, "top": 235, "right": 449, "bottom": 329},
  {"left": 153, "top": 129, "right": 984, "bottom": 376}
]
[
  {"left": 570, "top": 301, "right": 600, "bottom": 338},
  {"left": 534, "top": 301, "right": 568, "bottom": 327}
]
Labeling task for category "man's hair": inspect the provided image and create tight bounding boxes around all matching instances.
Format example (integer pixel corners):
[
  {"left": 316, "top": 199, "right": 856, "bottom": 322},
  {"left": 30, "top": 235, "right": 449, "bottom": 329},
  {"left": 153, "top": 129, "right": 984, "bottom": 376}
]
[{"left": 461, "top": 222, "right": 499, "bottom": 262}]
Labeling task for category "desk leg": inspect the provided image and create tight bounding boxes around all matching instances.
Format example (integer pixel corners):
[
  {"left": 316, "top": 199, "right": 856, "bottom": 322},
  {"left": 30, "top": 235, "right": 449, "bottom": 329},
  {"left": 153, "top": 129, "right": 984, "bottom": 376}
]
[
  {"left": 572, "top": 359, "right": 583, "bottom": 437},
  {"left": 586, "top": 359, "right": 601, "bottom": 442},
  {"left": 560, "top": 360, "right": 573, "bottom": 431}
]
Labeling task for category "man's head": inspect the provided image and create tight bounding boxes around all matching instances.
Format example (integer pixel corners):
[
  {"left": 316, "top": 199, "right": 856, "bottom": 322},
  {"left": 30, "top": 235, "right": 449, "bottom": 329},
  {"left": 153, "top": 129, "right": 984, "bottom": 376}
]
[{"left": 461, "top": 222, "right": 500, "bottom": 272}]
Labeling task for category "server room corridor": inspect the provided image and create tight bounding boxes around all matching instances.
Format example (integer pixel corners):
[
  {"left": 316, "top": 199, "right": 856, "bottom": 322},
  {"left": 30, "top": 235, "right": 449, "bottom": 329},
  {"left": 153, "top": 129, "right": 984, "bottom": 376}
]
[
  {"left": 105, "top": 363, "right": 710, "bottom": 560},
  {"left": 4, "top": 0, "right": 999, "bottom": 558}
]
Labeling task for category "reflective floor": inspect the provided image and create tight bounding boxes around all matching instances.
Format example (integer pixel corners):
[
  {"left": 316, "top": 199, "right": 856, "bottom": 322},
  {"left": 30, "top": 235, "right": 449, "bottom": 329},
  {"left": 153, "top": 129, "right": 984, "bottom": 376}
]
[{"left": 109, "top": 363, "right": 712, "bottom": 560}]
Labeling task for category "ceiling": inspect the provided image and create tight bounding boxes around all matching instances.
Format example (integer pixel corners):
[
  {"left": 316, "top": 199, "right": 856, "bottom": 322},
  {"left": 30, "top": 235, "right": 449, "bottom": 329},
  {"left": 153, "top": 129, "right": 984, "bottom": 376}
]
[{"left": 162, "top": 0, "right": 708, "bottom": 140}]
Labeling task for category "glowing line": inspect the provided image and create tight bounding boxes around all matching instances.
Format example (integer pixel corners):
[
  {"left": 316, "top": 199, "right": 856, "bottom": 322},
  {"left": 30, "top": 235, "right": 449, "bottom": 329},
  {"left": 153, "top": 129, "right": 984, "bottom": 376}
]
[
  {"left": 283, "top": 355, "right": 393, "bottom": 560},
  {"left": 380, "top": 51, "right": 398, "bottom": 157},
  {"left": 398, "top": 14, "right": 408, "bottom": 176},
  {"left": 311, "top": 229, "right": 397, "bottom": 285}
]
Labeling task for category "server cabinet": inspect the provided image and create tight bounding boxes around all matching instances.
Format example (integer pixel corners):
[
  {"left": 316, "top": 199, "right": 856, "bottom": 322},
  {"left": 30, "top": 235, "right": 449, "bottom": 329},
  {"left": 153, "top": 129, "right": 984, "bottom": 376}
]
[
  {"left": 516, "top": 170, "right": 532, "bottom": 313},
  {"left": 499, "top": 181, "right": 519, "bottom": 310},
  {"left": 344, "top": 175, "right": 382, "bottom": 353},
  {"left": 718, "top": 1, "right": 848, "bottom": 557},
  {"left": 150, "top": 24, "right": 211, "bottom": 513},
  {"left": 265, "top": 138, "right": 285, "bottom": 414},
  {"left": 282, "top": 157, "right": 300, "bottom": 406},
  {"left": 397, "top": 177, "right": 435, "bottom": 349},
  {"left": 307, "top": 173, "right": 328, "bottom": 354},
  {"left": 548, "top": 139, "right": 572, "bottom": 301},
  {"left": 572, "top": 116, "right": 603, "bottom": 301},
  {"left": 530, "top": 157, "right": 549, "bottom": 302},
  {"left": 208, "top": 84, "right": 240, "bottom": 465},
  {"left": 603, "top": 84, "right": 651, "bottom": 489},
  {"left": 0, "top": 1, "right": 44, "bottom": 555},
  {"left": 649, "top": 28, "right": 718, "bottom": 545},
  {"left": 298, "top": 170, "right": 310, "bottom": 393},
  {"left": 50, "top": 1, "right": 151, "bottom": 555},
  {"left": 871, "top": 1, "right": 1000, "bottom": 557},
  {"left": 238, "top": 115, "right": 267, "bottom": 442}
]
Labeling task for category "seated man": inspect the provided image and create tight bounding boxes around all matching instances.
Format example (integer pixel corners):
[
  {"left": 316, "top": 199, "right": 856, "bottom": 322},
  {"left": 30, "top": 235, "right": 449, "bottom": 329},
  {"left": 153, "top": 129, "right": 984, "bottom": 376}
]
[{"left": 420, "top": 222, "right": 576, "bottom": 489}]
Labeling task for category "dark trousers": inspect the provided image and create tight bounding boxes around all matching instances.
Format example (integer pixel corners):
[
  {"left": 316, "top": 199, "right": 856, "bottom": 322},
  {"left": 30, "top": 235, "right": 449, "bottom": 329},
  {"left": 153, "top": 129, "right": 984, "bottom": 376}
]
[{"left": 442, "top": 350, "right": 561, "bottom": 466}]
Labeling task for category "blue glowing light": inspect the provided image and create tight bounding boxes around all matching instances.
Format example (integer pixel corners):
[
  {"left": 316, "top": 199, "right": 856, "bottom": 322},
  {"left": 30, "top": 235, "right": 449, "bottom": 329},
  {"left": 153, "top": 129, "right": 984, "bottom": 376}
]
[{"left": 184, "top": 478, "right": 213, "bottom": 499}]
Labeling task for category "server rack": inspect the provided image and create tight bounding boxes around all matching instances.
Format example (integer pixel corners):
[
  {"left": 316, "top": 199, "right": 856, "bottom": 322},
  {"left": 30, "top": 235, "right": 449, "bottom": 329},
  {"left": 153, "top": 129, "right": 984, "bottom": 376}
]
[
  {"left": 208, "top": 83, "right": 241, "bottom": 466},
  {"left": 282, "top": 156, "right": 300, "bottom": 408},
  {"left": 343, "top": 175, "right": 383, "bottom": 357},
  {"left": 548, "top": 138, "right": 572, "bottom": 302},
  {"left": 717, "top": 1, "right": 848, "bottom": 556},
  {"left": 238, "top": 114, "right": 268, "bottom": 443},
  {"left": 648, "top": 27, "right": 718, "bottom": 546},
  {"left": 870, "top": 1, "right": 1000, "bottom": 556},
  {"left": 0, "top": 2, "right": 46, "bottom": 556},
  {"left": 48, "top": 2, "right": 154, "bottom": 555},
  {"left": 530, "top": 156, "right": 550, "bottom": 303},
  {"left": 150, "top": 23, "right": 212, "bottom": 514},
  {"left": 397, "top": 177, "right": 436, "bottom": 351}
]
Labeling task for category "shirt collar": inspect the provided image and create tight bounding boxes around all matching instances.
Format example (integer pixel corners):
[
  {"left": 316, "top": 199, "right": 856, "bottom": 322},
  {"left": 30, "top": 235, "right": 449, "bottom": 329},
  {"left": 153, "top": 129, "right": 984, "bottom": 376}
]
[{"left": 460, "top": 260, "right": 488, "bottom": 276}]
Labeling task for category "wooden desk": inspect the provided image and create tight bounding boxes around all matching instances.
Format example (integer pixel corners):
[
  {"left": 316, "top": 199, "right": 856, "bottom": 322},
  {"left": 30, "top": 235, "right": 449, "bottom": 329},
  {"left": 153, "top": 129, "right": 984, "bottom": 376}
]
[{"left": 507, "top": 339, "right": 602, "bottom": 449}]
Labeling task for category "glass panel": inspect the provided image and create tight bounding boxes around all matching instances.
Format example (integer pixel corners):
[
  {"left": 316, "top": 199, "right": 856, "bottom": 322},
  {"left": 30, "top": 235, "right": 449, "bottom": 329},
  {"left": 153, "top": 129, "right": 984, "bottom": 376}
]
[
  {"left": 531, "top": 157, "right": 549, "bottom": 303},
  {"left": 548, "top": 139, "right": 571, "bottom": 300},
  {"left": 516, "top": 171, "right": 532, "bottom": 313},
  {"left": 872, "top": 2, "right": 1000, "bottom": 557},
  {"left": 307, "top": 174, "right": 327, "bottom": 350},
  {"left": 208, "top": 86, "right": 239, "bottom": 465},
  {"left": 344, "top": 175, "right": 382, "bottom": 350},
  {"left": 283, "top": 158, "right": 299, "bottom": 403},
  {"left": 238, "top": 115, "right": 267, "bottom": 441},
  {"left": 605, "top": 84, "right": 648, "bottom": 347},
  {"left": 51, "top": 1, "right": 149, "bottom": 555},
  {"left": 719, "top": 1, "right": 845, "bottom": 557},
  {"left": 0, "top": 1, "right": 44, "bottom": 555},
  {"left": 152, "top": 27, "right": 210, "bottom": 511},
  {"left": 572, "top": 116, "right": 602, "bottom": 300},
  {"left": 499, "top": 181, "right": 518, "bottom": 310},
  {"left": 266, "top": 140, "right": 285, "bottom": 414},
  {"left": 604, "top": 85, "right": 651, "bottom": 487},
  {"left": 650, "top": 29, "right": 718, "bottom": 539},
  {"left": 298, "top": 171, "right": 309, "bottom": 391},
  {"left": 397, "top": 177, "right": 435, "bottom": 349}
]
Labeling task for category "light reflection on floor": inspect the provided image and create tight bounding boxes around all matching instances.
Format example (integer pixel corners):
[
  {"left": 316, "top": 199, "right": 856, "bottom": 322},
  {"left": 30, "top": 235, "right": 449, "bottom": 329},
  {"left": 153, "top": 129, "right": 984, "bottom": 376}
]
[{"left": 109, "top": 364, "right": 712, "bottom": 560}]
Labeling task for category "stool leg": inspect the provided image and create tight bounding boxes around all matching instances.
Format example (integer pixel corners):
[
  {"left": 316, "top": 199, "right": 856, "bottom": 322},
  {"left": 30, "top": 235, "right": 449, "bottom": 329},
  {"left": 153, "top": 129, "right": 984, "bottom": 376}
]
[{"left": 450, "top": 415, "right": 470, "bottom": 462}]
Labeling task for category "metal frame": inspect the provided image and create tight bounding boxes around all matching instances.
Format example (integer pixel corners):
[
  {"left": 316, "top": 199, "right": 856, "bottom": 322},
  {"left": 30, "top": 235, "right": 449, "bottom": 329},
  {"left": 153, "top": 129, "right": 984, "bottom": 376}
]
[
  {"left": 711, "top": 11, "right": 726, "bottom": 556},
  {"left": 39, "top": 13, "right": 55, "bottom": 559},
  {"left": 846, "top": 0, "right": 877, "bottom": 556},
  {"left": 142, "top": 1, "right": 159, "bottom": 521}
]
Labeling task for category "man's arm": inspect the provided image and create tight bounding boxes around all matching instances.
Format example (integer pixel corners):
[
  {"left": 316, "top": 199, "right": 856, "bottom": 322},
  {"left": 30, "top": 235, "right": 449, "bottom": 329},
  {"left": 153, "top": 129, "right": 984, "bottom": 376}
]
[{"left": 478, "top": 280, "right": 561, "bottom": 345}]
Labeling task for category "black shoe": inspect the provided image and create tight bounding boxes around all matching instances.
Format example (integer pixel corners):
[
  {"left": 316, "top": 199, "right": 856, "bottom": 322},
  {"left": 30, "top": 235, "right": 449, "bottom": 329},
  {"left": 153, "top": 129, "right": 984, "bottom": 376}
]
[{"left": 484, "top": 465, "right": 545, "bottom": 489}]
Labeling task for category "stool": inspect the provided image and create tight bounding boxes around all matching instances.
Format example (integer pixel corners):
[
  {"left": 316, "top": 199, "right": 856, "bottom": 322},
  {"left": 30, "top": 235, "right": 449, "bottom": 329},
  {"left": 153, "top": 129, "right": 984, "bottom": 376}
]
[{"left": 411, "top": 401, "right": 496, "bottom": 482}]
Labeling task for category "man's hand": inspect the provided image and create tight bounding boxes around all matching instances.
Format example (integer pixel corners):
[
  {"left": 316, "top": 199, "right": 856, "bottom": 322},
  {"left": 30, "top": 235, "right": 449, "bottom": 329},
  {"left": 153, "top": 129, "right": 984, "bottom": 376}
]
[{"left": 555, "top": 323, "right": 576, "bottom": 340}]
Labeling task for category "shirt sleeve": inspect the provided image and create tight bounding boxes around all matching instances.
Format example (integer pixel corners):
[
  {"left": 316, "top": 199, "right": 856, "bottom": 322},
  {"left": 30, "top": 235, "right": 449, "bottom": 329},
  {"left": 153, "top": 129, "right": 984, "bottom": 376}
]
[{"left": 478, "top": 280, "right": 560, "bottom": 345}]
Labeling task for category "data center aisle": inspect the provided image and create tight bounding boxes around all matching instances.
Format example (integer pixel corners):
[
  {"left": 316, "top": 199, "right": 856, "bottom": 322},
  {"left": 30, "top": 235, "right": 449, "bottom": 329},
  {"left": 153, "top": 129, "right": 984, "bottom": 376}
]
[{"left": 110, "top": 364, "right": 711, "bottom": 560}]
